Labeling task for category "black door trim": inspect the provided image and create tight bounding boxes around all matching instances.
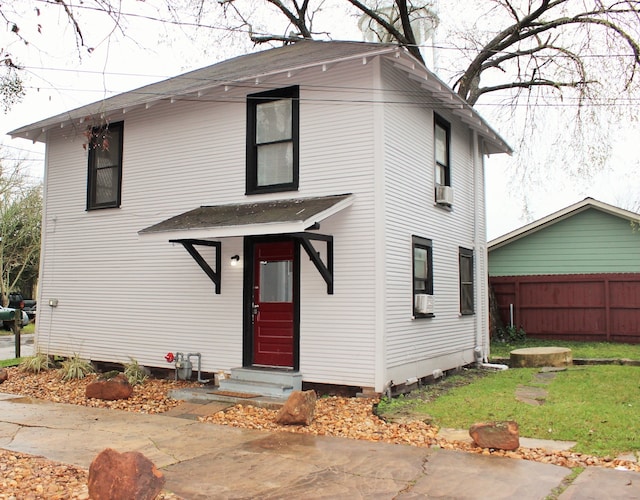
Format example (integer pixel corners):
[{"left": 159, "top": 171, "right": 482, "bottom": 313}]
[{"left": 242, "top": 236, "right": 301, "bottom": 370}]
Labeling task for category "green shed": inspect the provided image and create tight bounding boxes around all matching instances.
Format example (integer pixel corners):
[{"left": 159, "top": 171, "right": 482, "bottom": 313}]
[{"left": 488, "top": 198, "right": 640, "bottom": 343}]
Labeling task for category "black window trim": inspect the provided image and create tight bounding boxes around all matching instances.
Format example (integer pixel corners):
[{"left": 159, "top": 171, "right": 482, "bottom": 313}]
[
  {"left": 246, "top": 85, "right": 299, "bottom": 195},
  {"left": 459, "top": 246, "right": 475, "bottom": 315},
  {"left": 87, "top": 121, "right": 124, "bottom": 210},
  {"left": 412, "top": 235, "right": 434, "bottom": 319},
  {"left": 434, "top": 113, "right": 451, "bottom": 187}
]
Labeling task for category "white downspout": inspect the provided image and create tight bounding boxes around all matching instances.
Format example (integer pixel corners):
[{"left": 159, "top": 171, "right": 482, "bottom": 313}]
[
  {"left": 372, "top": 55, "right": 387, "bottom": 393},
  {"left": 472, "top": 130, "right": 488, "bottom": 363}
]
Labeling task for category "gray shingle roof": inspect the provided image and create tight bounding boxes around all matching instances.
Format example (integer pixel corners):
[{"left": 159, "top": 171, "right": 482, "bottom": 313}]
[
  {"left": 139, "top": 193, "right": 354, "bottom": 235},
  {"left": 8, "top": 41, "right": 397, "bottom": 140},
  {"left": 8, "top": 40, "right": 511, "bottom": 154}
]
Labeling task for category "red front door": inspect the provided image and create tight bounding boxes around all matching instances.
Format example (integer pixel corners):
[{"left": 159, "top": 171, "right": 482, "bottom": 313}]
[{"left": 252, "top": 241, "right": 295, "bottom": 367}]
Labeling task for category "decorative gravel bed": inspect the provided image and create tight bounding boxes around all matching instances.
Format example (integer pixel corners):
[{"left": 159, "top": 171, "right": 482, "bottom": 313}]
[{"left": 0, "top": 366, "right": 638, "bottom": 498}]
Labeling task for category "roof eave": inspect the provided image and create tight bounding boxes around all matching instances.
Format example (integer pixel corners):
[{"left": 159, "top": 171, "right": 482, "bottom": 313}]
[
  {"left": 389, "top": 51, "right": 512, "bottom": 156},
  {"left": 8, "top": 43, "right": 403, "bottom": 142}
]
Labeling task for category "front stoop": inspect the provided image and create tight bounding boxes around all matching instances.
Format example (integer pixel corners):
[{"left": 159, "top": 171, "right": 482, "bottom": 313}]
[{"left": 218, "top": 367, "right": 302, "bottom": 398}]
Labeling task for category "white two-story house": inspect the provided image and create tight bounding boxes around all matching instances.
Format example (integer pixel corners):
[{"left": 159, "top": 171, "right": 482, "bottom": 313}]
[{"left": 9, "top": 40, "right": 510, "bottom": 395}]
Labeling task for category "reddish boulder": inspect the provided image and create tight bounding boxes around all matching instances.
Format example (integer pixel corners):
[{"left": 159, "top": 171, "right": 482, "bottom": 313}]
[
  {"left": 86, "top": 373, "right": 133, "bottom": 400},
  {"left": 276, "top": 390, "right": 317, "bottom": 425},
  {"left": 0, "top": 368, "right": 7, "bottom": 383},
  {"left": 469, "top": 421, "right": 520, "bottom": 450},
  {"left": 88, "top": 448, "right": 165, "bottom": 500}
]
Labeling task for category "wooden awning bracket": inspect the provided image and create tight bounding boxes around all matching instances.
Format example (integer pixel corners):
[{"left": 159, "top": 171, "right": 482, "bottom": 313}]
[
  {"left": 170, "top": 239, "right": 221, "bottom": 294},
  {"left": 170, "top": 234, "right": 333, "bottom": 295},
  {"left": 294, "top": 233, "right": 334, "bottom": 294}
]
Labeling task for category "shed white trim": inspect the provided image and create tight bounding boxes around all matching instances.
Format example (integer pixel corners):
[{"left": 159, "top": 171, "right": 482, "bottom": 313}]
[{"left": 489, "top": 197, "right": 640, "bottom": 250}]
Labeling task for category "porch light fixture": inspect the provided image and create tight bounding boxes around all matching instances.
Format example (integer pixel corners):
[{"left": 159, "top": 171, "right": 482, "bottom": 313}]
[{"left": 230, "top": 255, "right": 240, "bottom": 266}]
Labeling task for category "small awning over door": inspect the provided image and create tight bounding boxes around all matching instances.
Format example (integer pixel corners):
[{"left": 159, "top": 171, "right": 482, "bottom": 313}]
[
  {"left": 138, "top": 193, "right": 354, "bottom": 295},
  {"left": 138, "top": 193, "right": 354, "bottom": 240}
]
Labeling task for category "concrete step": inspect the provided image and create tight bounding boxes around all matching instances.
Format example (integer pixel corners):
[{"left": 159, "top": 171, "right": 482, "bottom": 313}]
[
  {"left": 229, "top": 367, "right": 302, "bottom": 390},
  {"left": 218, "top": 378, "right": 294, "bottom": 398}
]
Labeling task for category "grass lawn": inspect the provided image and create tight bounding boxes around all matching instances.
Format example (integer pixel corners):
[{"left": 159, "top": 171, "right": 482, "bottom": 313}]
[
  {"left": 378, "top": 365, "right": 640, "bottom": 458},
  {"left": 0, "top": 322, "right": 35, "bottom": 336},
  {"left": 490, "top": 339, "right": 640, "bottom": 360},
  {"left": 0, "top": 358, "right": 22, "bottom": 368}
]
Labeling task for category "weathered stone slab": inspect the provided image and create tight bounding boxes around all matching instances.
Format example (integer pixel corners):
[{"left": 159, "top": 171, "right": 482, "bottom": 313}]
[{"left": 515, "top": 385, "right": 548, "bottom": 406}]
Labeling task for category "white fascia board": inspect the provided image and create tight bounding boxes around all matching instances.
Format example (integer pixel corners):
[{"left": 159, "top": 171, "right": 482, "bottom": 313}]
[{"left": 140, "top": 221, "right": 310, "bottom": 241}]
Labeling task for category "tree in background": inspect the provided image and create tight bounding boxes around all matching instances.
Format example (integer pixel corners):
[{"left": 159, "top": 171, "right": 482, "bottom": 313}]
[
  {"left": 209, "top": 0, "right": 640, "bottom": 104},
  {"left": 0, "top": 152, "right": 42, "bottom": 306},
  {"left": 192, "top": 0, "right": 640, "bottom": 204},
  {"left": 2, "top": 1, "right": 639, "bottom": 109},
  {"left": 2, "top": 1, "right": 639, "bottom": 211},
  {"left": 0, "top": 0, "right": 122, "bottom": 113}
]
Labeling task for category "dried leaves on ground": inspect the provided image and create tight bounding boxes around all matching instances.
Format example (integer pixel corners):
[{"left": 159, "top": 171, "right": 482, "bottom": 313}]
[{"left": 0, "top": 366, "right": 638, "bottom": 500}]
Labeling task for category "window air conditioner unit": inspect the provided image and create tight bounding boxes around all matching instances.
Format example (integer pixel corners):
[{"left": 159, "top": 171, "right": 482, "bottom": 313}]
[
  {"left": 435, "top": 185, "right": 454, "bottom": 206},
  {"left": 414, "top": 294, "right": 434, "bottom": 314}
]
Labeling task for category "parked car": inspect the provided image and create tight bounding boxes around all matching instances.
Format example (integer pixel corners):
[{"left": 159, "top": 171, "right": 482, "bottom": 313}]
[
  {"left": 0, "top": 306, "right": 30, "bottom": 330},
  {"left": 8, "top": 293, "right": 36, "bottom": 321}
]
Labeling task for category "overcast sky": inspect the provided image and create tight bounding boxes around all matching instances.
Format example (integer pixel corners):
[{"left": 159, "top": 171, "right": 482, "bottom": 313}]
[{"left": 1, "top": 0, "right": 639, "bottom": 240}]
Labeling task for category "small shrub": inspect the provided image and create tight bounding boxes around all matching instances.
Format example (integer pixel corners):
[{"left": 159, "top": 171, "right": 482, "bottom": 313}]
[
  {"left": 495, "top": 325, "right": 527, "bottom": 343},
  {"left": 59, "top": 353, "right": 94, "bottom": 381},
  {"left": 20, "top": 353, "right": 52, "bottom": 373},
  {"left": 99, "top": 370, "right": 121, "bottom": 380},
  {"left": 123, "top": 357, "right": 147, "bottom": 386}
]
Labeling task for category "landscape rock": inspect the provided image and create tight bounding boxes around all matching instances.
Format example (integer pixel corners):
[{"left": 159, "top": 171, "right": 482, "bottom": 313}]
[
  {"left": 88, "top": 448, "right": 165, "bottom": 500},
  {"left": 85, "top": 373, "right": 133, "bottom": 400},
  {"left": 276, "top": 390, "right": 317, "bottom": 425},
  {"left": 469, "top": 421, "right": 520, "bottom": 450},
  {"left": 0, "top": 368, "right": 8, "bottom": 383}
]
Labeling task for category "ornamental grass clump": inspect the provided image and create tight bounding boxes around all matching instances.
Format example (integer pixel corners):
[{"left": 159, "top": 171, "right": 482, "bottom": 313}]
[
  {"left": 123, "top": 357, "right": 148, "bottom": 386},
  {"left": 19, "top": 353, "right": 52, "bottom": 374},
  {"left": 59, "top": 353, "right": 94, "bottom": 381}
]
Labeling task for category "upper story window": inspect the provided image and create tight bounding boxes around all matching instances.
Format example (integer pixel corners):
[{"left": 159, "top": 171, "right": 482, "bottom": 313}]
[
  {"left": 459, "top": 247, "right": 474, "bottom": 315},
  {"left": 87, "top": 121, "right": 123, "bottom": 210},
  {"left": 412, "top": 236, "right": 434, "bottom": 318},
  {"left": 246, "top": 86, "right": 299, "bottom": 194},
  {"left": 434, "top": 114, "right": 450, "bottom": 187}
]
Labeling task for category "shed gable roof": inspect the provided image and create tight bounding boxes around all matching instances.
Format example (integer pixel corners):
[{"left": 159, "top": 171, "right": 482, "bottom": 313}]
[
  {"left": 8, "top": 40, "right": 510, "bottom": 154},
  {"left": 488, "top": 197, "right": 640, "bottom": 251}
]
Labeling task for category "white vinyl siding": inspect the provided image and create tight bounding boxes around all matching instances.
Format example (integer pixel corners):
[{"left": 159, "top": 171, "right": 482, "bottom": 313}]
[
  {"left": 379, "top": 59, "right": 486, "bottom": 383},
  {"left": 36, "top": 53, "right": 493, "bottom": 392},
  {"left": 37, "top": 62, "right": 378, "bottom": 388}
]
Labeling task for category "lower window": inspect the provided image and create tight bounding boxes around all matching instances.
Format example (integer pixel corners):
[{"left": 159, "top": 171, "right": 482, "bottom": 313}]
[
  {"left": 412, "top": 236, "right": 434, "bottom": 317},
  {"left": 459, "top": 247, "right": 474, "bottom": 315}
]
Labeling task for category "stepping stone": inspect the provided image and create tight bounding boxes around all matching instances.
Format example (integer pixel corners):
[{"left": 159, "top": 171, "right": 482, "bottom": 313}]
[
  {"left": 515, "top": 385, "right": 548, "bottom": 406},
  {"left": 533, "top": 372, "right": 557, "bottom": 384}
]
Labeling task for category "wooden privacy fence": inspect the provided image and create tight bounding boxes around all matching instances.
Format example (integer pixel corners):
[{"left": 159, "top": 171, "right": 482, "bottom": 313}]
[{"left": 490, "top": 273, "right": 640, "bottom": 344}]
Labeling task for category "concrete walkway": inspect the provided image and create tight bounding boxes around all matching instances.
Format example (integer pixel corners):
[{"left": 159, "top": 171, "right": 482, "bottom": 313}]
[
  {"left": 0, "top": 394, "right": 639, "bottom": 499},
  {"left": 0, "top": 332, "right": 34, "bottom": 360}
]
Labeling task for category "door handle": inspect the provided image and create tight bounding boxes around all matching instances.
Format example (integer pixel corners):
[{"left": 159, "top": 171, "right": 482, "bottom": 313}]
[{"left": 252, "top": 303, "right": 260, "bottom": 316}]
